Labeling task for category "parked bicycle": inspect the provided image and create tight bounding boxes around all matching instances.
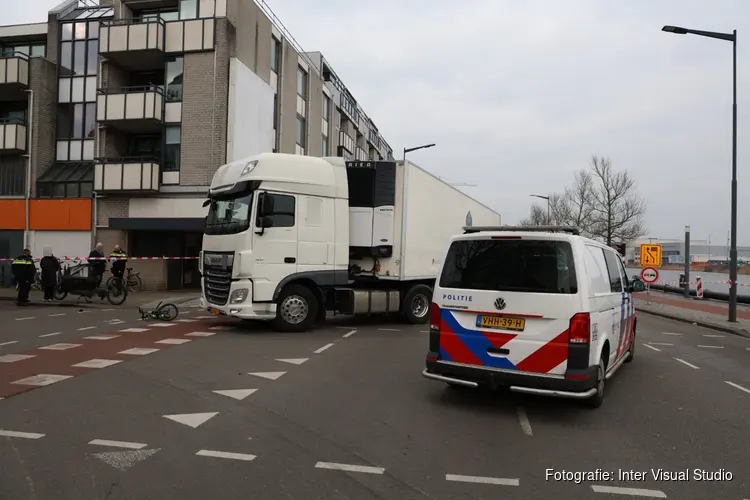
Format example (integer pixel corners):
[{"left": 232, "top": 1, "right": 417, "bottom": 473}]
[
  {"left": 106, "top": 267, "right": 142, "bottom": 293},
  {"left": 139, "top": 301, "right": 179, "bottom": 321}
]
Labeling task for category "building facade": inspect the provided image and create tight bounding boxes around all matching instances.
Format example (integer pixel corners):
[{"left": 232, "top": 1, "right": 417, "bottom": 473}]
[{"left": 0, "top": 0, "right": 393, "bottom": 289}]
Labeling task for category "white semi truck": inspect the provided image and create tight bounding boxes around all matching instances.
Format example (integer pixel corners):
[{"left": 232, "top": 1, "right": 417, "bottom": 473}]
[{"left": 199, "top": 153, "right": 501, "bottom": 332}]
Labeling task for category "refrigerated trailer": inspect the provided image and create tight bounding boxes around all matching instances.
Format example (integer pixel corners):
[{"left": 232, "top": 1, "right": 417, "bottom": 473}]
[{"left": 200, "top": 153, "right": 501, "bottom": 332}]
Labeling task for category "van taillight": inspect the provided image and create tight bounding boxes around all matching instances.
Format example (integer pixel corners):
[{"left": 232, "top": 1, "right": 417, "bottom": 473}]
[
  {"left": 430, "top": 304, "right": 441, "bottom": 331},
  {"left": 569, "top": 312, "right": 590, "bottom": 344}
]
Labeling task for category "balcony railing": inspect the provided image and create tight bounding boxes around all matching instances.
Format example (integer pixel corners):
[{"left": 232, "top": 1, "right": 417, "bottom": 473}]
[
  {"left": 96, "top": 86, "right": 164, "bottom": 128},
  {"left": 338, "top": 131, "right": 354, "bottom": 154},
  {"left": 0, "top": 117, "right": 27, "bottom": 153},
  {"left": 94, "top": 156, "right": 160, "bottom": 192},
  {"left": 0, "top": 52, "right": 29, "bottom": 89},
  {"left": 99, "top": 18, "right": 165, "bottom": 70}
]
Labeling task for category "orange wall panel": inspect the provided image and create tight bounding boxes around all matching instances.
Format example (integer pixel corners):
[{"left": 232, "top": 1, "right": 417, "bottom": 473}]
[
  {"left": 0, "top": 200, "right": 26, "bottom": 230},
  {"left": 29, "top": 199, "right": 92, "bottom": 231}
]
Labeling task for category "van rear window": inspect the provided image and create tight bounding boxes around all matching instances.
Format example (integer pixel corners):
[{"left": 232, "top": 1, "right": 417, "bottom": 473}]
[{"left": 439, "top": 239, "right": 578, "bottom": 294}]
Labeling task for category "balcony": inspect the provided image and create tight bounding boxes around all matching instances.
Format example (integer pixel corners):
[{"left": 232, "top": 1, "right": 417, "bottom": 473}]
[
  {"left": 0, "top": 54, "right": 29, "bottom": 100},
  {"left": 99, "top": 18, "right": 166, "bottom": 71},
  {"left": 97, "top": 86, "right": 164, "bottom": 133},
  {"left": 338, "top": 131, "right": 354, "bottom": 154},
  {"left": 94, "top": 156, "right": 160, "bottom": 193},
  {"left": 0, "top": 118, "right": 27, "bottom": 154}
]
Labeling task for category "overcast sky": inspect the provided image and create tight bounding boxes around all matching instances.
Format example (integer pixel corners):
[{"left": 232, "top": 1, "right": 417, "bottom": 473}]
[{"left": 7, "top": 0, "right": 750, "bottom": 244}]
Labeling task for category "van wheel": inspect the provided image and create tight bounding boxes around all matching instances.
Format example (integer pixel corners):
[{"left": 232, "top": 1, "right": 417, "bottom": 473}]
[
  {"left": 273, "top": 285, "right": 318, "bottom": 332},
  {"left": 402, "top": 285, "right": 432, "bottom": 324},
  {"left": 584, "top": 359, "right": 606, "bottom": 409},
  {"left": 625, "top": 330, "right": 635, "bottom": 363}
]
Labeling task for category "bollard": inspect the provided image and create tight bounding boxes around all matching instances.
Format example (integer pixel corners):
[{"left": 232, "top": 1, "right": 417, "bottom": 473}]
[{"left": 696, "top": 275, "right": 704, "bottom": 300}]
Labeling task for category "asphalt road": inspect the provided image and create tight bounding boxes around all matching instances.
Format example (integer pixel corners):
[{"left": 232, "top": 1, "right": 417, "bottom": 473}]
[{"left": 0, "top": 304, "right": 748, "bottom": 500}]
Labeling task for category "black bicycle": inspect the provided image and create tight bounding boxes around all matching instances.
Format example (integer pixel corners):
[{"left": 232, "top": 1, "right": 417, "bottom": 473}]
[{"left": 139, "top": 301, "right": 179, "bottom": 322}]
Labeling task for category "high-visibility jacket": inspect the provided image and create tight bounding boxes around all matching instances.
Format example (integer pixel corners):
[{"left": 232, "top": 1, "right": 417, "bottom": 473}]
[
  {"left": 109, "top": 250, "right": 127, "bottom": 275},
  {"left": 11, "top": 254, "right": 35, "bottom": 281}
]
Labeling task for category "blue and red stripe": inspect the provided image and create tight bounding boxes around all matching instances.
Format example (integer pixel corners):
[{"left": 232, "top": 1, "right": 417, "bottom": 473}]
[{"left": 438, "top": 310, "right": 518, "bottom": 370}]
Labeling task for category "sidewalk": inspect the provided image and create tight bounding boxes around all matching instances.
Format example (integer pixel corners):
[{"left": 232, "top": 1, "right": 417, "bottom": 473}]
[
  {"left": 0, "top": 288, "right": 201, "bottom": 310},
  {"left": 635, "top": 290, "right": 750, "bottom": 338}
]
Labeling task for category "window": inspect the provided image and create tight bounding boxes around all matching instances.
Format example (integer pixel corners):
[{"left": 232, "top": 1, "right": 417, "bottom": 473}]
[
  {"left": 138, "top": 9, "right": 179, "bottom": 22},
  {"left": 57, "top": 103, "right": 96, "bottom": 140},
  {"left": 296, "top": 115, "right": 306, "bottom": 147},
  {"left": 272, "top": 94, "right": 279, "bottom": 131},
  {"left": 322, "top": 135, "right": 328, "bottom": 156},
  {"left": 30, "top": 44, "right": 46, "bottom": 57},
  {"left": 602, "top": 249, "right": 624, "bottom": 293},
  {"left": 73, "top": 40, "right": 86, "bottom": 75},
  {"left": 164, "top": 126, "right": 181, "bottom": 171},
  {"left": 74, "top": 22, "right": 87, "bottom": 39},
  {"left": 439, "top": 239, "right": 578, "bottom": 294},
  {"left": 36, "top": 162, "right": 93, "bottom": 199},
  {"left": 0, "top": 160, "right": 24, "bottom": 196},
  {"left": 296, "top": 66, "right": 307, "bottom": 99},
  {"left": 84, "top": 103, "right": 96, "bottom": 138},
  {"left": 61, "top": 23, "right": 74, "bottom": 41},
  {"left": 129, "top": 135, "right": 161, "bottom": 157},
  {"left": 271, "top": 37, "right": 281, "bottom": 74},
  {"left": 72, "top": 103, "right": 85, "bottom": 138},
  {"left": 60, "top": 42, "right": 72, "bottom": 72},
  {"left": 205, "top": 191, "right": 254, "bottom": 235},
  {"left": 86, "top": 40, "right": 98, "bottom": 74},
  {"left": 257, "top": 193, "right": 295, "bottom": 228},
  {"left": 56, "top": 105, "right": 72, "bottom": 138},
  {"left": 166, "top": 57, "right": 183, "bottom": 102},
  {"left": 322, "top": 94, "right": 330, "bottom": 121},
  {"left": 179, "top": 0, "right": 198, "bottom": 19}
]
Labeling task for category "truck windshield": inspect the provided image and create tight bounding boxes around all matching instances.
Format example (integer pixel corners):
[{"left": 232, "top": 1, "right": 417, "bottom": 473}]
[{"left": 204, "top": 191, "right": 253, "bottom": 235}]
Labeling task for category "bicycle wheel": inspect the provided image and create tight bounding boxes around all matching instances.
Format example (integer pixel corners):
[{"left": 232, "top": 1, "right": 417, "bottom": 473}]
[
  {"left": 105, "top": 280, "right": 128, "bottom": 305},
  {"left": 156, "top": 303, "right": 179, "bottom": 321},
  {"left": 105, "top": 276, "right": 116, "bottom": 289},
  {"left": 127, "top": 274, "right": 143, "bottom": 293}
]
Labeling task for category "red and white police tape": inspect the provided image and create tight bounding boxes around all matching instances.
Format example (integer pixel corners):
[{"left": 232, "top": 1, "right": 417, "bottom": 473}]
[{"left": 0, "top": 256, "right": 199, "bottom": 262}]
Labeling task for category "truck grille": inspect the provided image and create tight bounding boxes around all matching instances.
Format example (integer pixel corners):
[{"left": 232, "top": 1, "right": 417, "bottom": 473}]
[{"left": 203, "top": 253, "right": 233, "bottom": 306}]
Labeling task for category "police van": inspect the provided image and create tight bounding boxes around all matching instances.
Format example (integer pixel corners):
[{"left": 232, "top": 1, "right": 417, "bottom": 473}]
[{"left": 422, "top": 225, "right": 646, "bottom": 408}]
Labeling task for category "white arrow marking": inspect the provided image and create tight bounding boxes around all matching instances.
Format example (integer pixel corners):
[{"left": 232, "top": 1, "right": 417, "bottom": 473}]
[
  {"left": 162, "top": 412, "right": 219, "bottom": 428},
  {"left": 213, "top": 389, "right": 257, "bottom": 400},
  {"left": 248, "top": 371, "right": 286, "bottom": 380},
  {"left": 276, "top": 358, "right": 308, "bottom": 365},
  {"left": 93, "top": 448, "right": 160, "bottom": 471}
]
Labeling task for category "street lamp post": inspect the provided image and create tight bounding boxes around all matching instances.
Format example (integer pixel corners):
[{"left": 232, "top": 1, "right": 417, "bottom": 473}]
[
  {"left": 662, "top": 25, "right": 738, "bottom": 322},
  {"left": 403, "top": 143, "right": 435, "bottom": 162},
  {"left": 530, "top": 194, "right": 551, "bottom": 223}
]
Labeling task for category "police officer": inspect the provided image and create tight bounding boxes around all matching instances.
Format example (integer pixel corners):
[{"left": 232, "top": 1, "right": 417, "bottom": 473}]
[
  {"left": 109, "top": 245, "right": 128, "bottom": 284},
  {"left": 12, "top": 249, "right": 35, "bottom": 306}
]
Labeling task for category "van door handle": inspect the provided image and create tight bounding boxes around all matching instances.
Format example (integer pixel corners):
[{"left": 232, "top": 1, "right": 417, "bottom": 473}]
[
  {"left": 487, "top": 347, "right": 510, "bottom": 357},
  {"left": 284, "top": 257, "right": 296, "bottom": 263}
]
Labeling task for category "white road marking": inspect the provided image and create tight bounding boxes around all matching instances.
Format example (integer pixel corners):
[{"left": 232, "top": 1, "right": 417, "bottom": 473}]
[
  {"left": 213, "top": 389, "right": 257, "bottom": 400},
  {"left": 147, "top": 323, "right": 177, "bottom": 328},
  {"left": 101, "top": 309, "right": 115, "bottom": 312},
  {"left": 86, "top": 335, "right": 120, "bottom": 341},
  {"left": 725, "top": 381, "right": 750, "bottom": 394},
  {"left": 703, "top": 334, "right": 725, "bottom": 338},
  {"left": 445, "top": 474, "right": 519, "bottom": 486},
  {"left": 155, "top": 338, "right": 192, "bottom": 345},
  {"left": 73, "top": 359, "right": 123, "bottom": 369},
  {"left": 89, "top": 439, "right": 146, "bottom": 449},
  {"left": 176, "top": 318, "right": 198, "bottom": 323},
  {"left": 119, "top": 348, "right": 160, "bottom": 356},
  {"left": 643, "top": 344, "right": 661, "bottom": 352},
  {"left": 185, "top": 331, "right": 215, "bottom": 337},
  {"left": 12, "top": 374, "right": 72, "bottom": 386},
  {"left": 0, "top": 430, "right": 45, "bottom": 439},
  {"left": 162, "top": 412, "right": 218, "bottom": 428},
  {"left": 647, "top": 342, "right": 673, "bottom": 346},
  {"left": 39, "top": 332, "right": 62, "bottom": 338},
  {"left": 661, "top": 332, "right": 682, "bottom": 336},
  {"left": 314, "top": 343, "right": 334, "bottom": 354},
  {"left": 15, "top": 317, "right": 35, "bottom": 321},
  {"left": 420, "top": 330, "right": 429, "bottom": 333},
  {"left": 343, "top": 329, "right": 357, "bottom": 338},
  {"left": 591, "top": 485, "right": 666, "bottom": 498},
  {"left": 674, "top": 358, "right": 700, "bottom": 369},
  {"left": 315, "top": 462, "right": 385, "bottom": 475},
  {"left": 378, "top": 328, "right": 401, "bottom": 331},
  {"left": 248, "top": 371, "right": 286, "bottom": 380},
  {"left": 48, "top": 313, "right": 66, "bottom": 317},
  {"left": 276, "top": 358, "right": 308, "bottom": 365},
  {"left": 335, "top": 326, "right": 351, "bottom": 330},
  {"left": 0, "top": 354, "right": 35, "bottom": 363},
  {"left": 697, "top": 345, "right": 724, "bottom": 349},
  {"left": 40, "top": 343, "right": 82, "bottom": 351},
  {"left": 517, "top": 407, "right": 533, "bottom": 436},
  {"left": 196, "top": 449, "right": 256, "bottom": 461},
  {"left": 78, "top": 326, "right": 96, "bottom": 331},
  {"left": 0, "top": 341, "right": 18, "bottom": 347},
  {"left": 207, "top": 325, "right": 233, "bottom": 331},
  {"left": 93, "top": 448, "right": 159, "bottom": 470},
  {"left": 119, "top": 328, "right": 150, "bottom": 333}
]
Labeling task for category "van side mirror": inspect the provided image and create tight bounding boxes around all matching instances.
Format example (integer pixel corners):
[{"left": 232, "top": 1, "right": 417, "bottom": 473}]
[{"left": 631, "top": 280, "right": 646, "bottom": 293}]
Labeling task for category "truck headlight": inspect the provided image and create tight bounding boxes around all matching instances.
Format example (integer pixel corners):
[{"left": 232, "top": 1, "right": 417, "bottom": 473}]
[{"left": 230, "top": 288, "right": 248, "bottom": 303}]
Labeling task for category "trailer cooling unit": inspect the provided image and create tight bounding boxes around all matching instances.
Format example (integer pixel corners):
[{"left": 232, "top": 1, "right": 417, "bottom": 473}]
[{"left": 345, "top": 161, "right": 396, "bottom": 259}]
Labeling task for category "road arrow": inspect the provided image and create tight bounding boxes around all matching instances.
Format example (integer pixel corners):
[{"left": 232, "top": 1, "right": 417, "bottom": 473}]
[
  {"left": 276, "top": 358, "right": 308, "bottom": 365},
  {"left": 248, "top": 371, "right": 286, "bottom": 380},
  {"left": 93, "top": 448, "right": 160, "bottom": 471},
  {"left": 212, "top": 389, "right": 257, "bottom": 401},
  {"left": 162, "top": 412, "right": 219, "bottom": 428}
]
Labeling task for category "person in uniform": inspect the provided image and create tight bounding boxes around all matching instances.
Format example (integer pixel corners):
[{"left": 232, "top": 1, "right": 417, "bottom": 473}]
[
  {"left": 12, "top": 249, "right": 35, "bottom": 306},
  {"left": 109, "top": 245, "right": 128, "bottom": 285}
]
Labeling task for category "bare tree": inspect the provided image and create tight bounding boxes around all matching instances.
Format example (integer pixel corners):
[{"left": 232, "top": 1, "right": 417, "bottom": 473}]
[{"left": 520, "top": 194, "right": 567, "bottom": 226}]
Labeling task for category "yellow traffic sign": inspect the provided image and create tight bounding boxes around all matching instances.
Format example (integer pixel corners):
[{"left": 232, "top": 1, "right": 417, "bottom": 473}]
[{"left": 640, "top": 244, "right": 662, "bottom": 267}]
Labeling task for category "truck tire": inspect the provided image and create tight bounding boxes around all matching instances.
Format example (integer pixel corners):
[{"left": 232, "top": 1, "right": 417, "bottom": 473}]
[
  {"left": 401, "top": 284, "right": 433, "bottom": 324},
  {"left": 273, "top": 284, "right": 319, "bottom": 332}
]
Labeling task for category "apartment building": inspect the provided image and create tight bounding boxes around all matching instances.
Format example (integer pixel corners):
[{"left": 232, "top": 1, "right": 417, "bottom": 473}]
[{"left": 0, "top": 0, "right": 393, "bottom": 290}]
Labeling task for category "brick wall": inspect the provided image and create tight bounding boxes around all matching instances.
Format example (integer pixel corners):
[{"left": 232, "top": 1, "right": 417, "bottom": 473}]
[
  {"left": 29, "top": 58, "right": 58, "bottom": 195},
  {"left": 95, "top": 198, "right": 128, "bottom": 226}
]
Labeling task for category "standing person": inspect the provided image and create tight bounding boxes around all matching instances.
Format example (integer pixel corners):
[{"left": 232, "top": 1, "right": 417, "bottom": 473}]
[
  {"left": 39, "top": 247, "right": 61, "bottom": 302},
  {"left": 88, "top": 242, "right": 106, "bottom": 287},
  {"left": 109, "top": 245, "right": 128, "bottom": 288},
  {"left": 11, "top": 249, "right": 35, "bottom": 306}
]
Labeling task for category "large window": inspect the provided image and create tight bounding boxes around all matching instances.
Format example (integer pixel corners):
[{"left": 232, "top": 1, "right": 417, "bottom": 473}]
[
  {"left": 166, "top": 57, "right": 183, "bottom": 102},
  {"left": 164, "top": 126, "right": 181, "bottom": 171},
  {"left": 297, "top": 66, "right": 307, "bottom": 99},
  {"left": 322, "top": 94, "right": 330, "bottom": 121},
  {"left": 0, "top": 43, "right": 45, "bottom": 58},
  {"left": 59, "top": 21, "right": 98, "bottom": 76},
  {"left": 271, "top": 37, "right": 281, "bottom": 74},
  {"left": 0, "top": 159, "right": 24, "bottom": 196},
  {"left": 205, "top": 191, "right": 254, "bottom": 235},
  {"left": 439, "top": 239, "right": 578, "bottom": 294},
  {"left": 57, "top": 103, "right": 96, "bottom": 139},
  {"left": 256, "top": 193, "right": 295, "bottom": 228},
  {"left": 296, "top": 115, "right": 306, "bottom": 148}
]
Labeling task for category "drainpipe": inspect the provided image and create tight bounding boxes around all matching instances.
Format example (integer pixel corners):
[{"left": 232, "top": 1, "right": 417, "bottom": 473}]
[{"left": 23, "top": 88, "right": 34, "bottom": 250}]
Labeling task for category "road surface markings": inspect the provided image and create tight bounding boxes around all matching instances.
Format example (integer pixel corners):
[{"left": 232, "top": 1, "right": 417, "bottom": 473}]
[
  {"left": 0, "top": 354, "right": 35, "bottom": 363},
  {"left": 661, "top": 332, "right": 682, "bottom": 336},
  {"left": 119, "top": 348, "right": 160, "bottom": 356},
  {"left": 378, "top": 328, "right": 401, "bottom": 331},
  {"left": 591, "top": 485, "right": 666, "bottom": 498},
  {"left": 0, "top": 341, "right": 18, "bottom": 347},
  {"left": 697, "top": 345, "right": 724, "bottom": 349},
  {"left": 315, "top": 462, "right": 385, "bottom": 475},
  {"left": 420, "top": 330, "right": 429, "bottom": 333},
  {"left": 276, "top": 358, "right": 308, "bottom": 365},
  {"left": 445, "top": 474, "right": 519, "bottom": 486},
  {"left": 314, "top": 343, "right": 334, "bottom": 354},
  {"left": 89, "top": 439, "right": 147, "bottom": 450},
  {"left": 725, "top": 381, "right": 750, "bottom": 395},
  {"left": 101, "top": 309, "right": 115, "bottom": 312},
  {"left": 213, "top": 389, "right": 257, "bottom": 401},
  {"left": 78, "top": 326, "right": 96, "bottom": 331},
  {"left": 176, "top": 319, "right": 199, "bottom": 323},
  {"left": 162, "top": 412, "right": 219, "bottom": 428},
  {"left": 39, "top": 332, "right": 62, "bottom": 338},
  {"left": 73, "top": 359, "right": 123, "bottom": 369},
  {"left": 674, "top": 358, "right": 700, "bottom": 369},
  {"left": 248, "top": 371, "right": 286, "bottom": 380},
  {"left": 40, "top": 343, "right": 82, "bottom": 351},
  {"left": 15, "top": 317, "right": 35, "bottom": 321},
  {"left": 343, "top": 329, "right": 357, "bottom": 338},
  {"left": 86, "top": 335, "right": 120, "bottom": 341},
  {"left": 0, "top": 430, "right": 45, "bottom": 439},
  {"left": 12, "top": 374, "right": 72, "bottom": 386},
  {"left": 196, "top": 449, "right": 256, "bottom": 461},
  {"left": 148, "top": 323, "right": 177, "bottom": 328},
  {"left": 208, "top": 325, "right": 234, "bottom": 331},
  {"left": 643, "top": 344, "right": 661, "bottom": 352},
  {"left": 702, "top": 334, "right": 725, "bottom": 338},
  {"left": 335, "top": 326, "right": 351, "bottom": 330},
  {"left": 156, "top": 338, "right": 192, "bottom": 345},
  {"left": 517, "top": 407, "right": 533, "bottom": 436},
  {"left": 119, "top": 328, "right": 150, "bottom": 333},
  {"left": 93, "top": 449, "right": 160, "bottom": 471},
  {"left": 49, "top": 313, "right": 66, "bottom": 317},
  {"left": 647, "top": 342, "right": 673, "bottom": 346},
  {"left": 195, "top": 315, "right": 216, "bottom": 319},
  {"left": 185, "top": 331, "right": 215, "bottom": 337}
]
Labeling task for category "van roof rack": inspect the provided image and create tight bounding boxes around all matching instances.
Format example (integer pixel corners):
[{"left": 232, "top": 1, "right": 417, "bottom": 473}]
[{"left": 462, "top": 225, "right": 581, "bottom": 235}]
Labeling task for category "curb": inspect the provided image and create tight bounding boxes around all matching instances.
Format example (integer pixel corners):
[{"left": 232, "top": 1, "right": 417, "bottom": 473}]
[{"left": 635, "top": 306, "right": 750, "bottom": 339}]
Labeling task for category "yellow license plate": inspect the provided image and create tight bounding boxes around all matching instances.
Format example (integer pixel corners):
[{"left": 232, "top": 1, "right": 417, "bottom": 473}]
[
  {"left": 477, "top": 315, "right": 526, "bottom": 331},
  {"left": 210, "top": 307, "right": 221, "bottom": 316}
]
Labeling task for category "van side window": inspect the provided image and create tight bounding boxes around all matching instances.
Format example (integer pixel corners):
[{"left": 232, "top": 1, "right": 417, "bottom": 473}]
[
  {"left": 257, "top": 193, "right": 295, "bottom": 228},
  {"left": 583, "top": 245, "right": 611, "bottom": 295},
  {"left": 616, "top": 257, "right": 630, "bottom": 290},
  {"left": 602, "top": 249, "right": 623, "bottom": 292}
]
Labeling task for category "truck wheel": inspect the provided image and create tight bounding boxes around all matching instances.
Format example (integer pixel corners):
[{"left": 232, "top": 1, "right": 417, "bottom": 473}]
[
  {"left": 401, "top": 284, "right": 433, "bottom": 324},
  {"left": 273, "top": 284, "right": 318, "bottom": 332}
]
